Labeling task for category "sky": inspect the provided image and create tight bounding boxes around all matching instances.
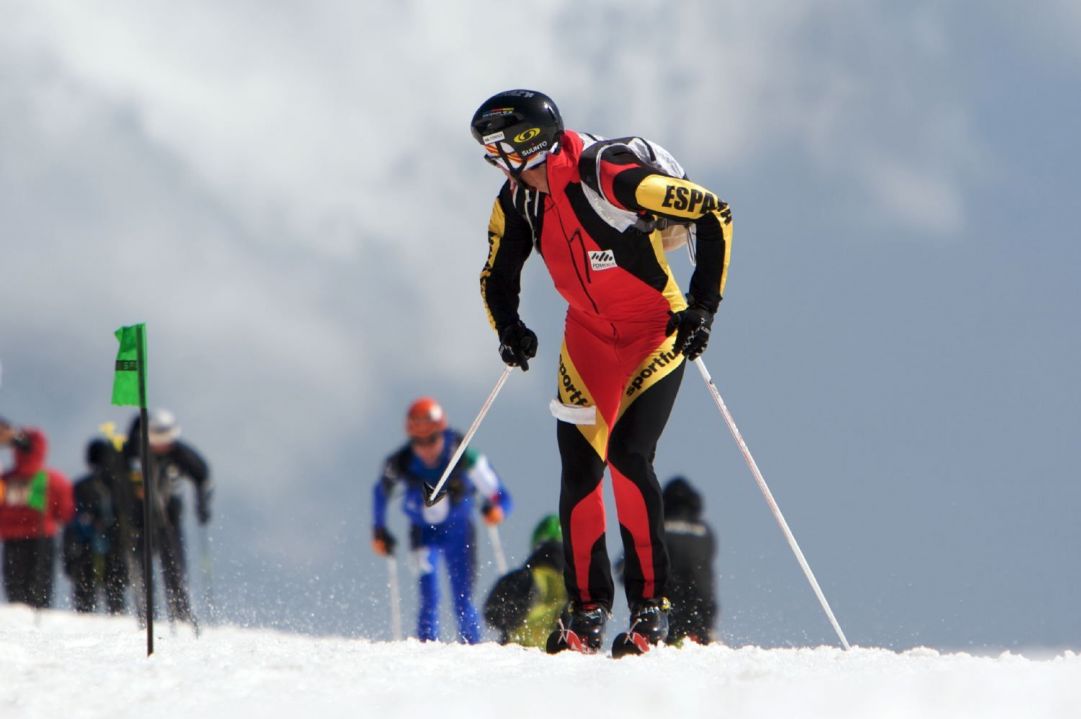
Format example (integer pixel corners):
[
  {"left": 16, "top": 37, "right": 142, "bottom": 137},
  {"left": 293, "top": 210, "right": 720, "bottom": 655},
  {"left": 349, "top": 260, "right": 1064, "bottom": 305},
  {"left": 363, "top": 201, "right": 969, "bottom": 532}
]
[
  {"left": 1, "top": 2, "right": 1080, "bottom": 650},
  {"left": 2, "top": 606, "right": 1080, "bottom": 719}
]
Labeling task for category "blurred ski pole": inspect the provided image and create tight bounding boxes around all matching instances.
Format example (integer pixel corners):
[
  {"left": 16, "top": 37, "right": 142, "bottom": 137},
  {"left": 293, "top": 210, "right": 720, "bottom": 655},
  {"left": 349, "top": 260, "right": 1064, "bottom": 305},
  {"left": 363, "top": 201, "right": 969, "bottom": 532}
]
[
  {"left": 200, "top": 525, "right": 215, "bottom": 624},
  {"left": 424, "top": 366, "right": 513, "bottom": 506},
  {"left": 693, "top": 357, "right": 851, "bottom": 650},
  {"left": 486, "top": 524, "right": 509, "bottom": 574},
  {"left": 386, "top": 555, "right": 402, "bottom": 640}
]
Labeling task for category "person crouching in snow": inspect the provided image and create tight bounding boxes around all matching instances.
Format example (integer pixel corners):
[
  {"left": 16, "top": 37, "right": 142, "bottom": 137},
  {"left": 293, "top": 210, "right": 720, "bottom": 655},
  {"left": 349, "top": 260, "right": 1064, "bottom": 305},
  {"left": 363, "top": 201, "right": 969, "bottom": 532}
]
[
  {"left": 484, "top": 514, "right": 568, "bottom": 647},
  {"left": 371, "top": 397, "right": 512, "bottom": 643}
]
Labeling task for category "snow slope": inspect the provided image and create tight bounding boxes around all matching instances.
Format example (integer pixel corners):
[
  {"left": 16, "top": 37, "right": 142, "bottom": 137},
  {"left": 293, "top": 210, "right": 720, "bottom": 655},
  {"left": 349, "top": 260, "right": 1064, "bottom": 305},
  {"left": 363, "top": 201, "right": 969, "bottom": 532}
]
[{"left": 1, "top": 606, "right": 1078, "bottom": 719}]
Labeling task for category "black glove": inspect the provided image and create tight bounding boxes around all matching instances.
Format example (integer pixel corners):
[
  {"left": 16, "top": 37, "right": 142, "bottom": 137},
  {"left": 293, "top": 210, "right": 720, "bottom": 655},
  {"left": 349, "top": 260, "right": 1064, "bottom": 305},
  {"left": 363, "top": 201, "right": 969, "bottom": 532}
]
[
  {"left": 665, "top": 303, "right": 714, "bottom": 360},
  {"left": 372, "top": 526, "right": 397, "bottom": 556},
  {"left": 196, "top": 501, "right": 211, "bottom": 525},
  {"left": 498, "top": 321, "right": 538, "bottom": 371}
]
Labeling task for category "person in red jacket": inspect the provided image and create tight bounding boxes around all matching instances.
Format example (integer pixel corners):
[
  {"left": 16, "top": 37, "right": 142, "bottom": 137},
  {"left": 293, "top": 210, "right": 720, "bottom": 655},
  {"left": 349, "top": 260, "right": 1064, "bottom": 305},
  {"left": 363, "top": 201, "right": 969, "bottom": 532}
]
[
  {"left": 0, "top": 417, "right": 75, "bottom": 608},
  {"left": 470, "top": 90, "right": 732, "bottom": 655}
]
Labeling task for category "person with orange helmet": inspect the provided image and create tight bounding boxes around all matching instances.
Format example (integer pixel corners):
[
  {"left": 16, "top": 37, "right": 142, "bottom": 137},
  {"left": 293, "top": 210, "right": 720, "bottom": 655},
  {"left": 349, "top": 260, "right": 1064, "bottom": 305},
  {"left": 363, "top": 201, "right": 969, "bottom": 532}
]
[{"left": 372, "top": 397, "right": 512, "bottom": 643}]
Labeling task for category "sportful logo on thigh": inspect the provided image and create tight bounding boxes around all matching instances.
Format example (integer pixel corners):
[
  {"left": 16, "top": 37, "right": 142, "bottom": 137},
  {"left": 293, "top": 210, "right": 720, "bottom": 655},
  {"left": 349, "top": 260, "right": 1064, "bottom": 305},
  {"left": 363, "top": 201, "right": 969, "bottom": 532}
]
[
  {"left": 558, "top": 347, "right": 610, "bottom": 459},
  {"left": 558, "top": 356, "right": 591, "bottom": 406},
  {"left": 625, "top": 347, "right": 682, "bottom": 399}
]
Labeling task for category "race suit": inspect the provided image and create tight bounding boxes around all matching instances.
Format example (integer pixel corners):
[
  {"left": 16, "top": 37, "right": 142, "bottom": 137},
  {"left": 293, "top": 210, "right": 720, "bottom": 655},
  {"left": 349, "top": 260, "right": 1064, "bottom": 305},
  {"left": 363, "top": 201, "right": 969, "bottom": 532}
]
[{"left": 480, "top": 130, "right": 732, "bottom": 610}]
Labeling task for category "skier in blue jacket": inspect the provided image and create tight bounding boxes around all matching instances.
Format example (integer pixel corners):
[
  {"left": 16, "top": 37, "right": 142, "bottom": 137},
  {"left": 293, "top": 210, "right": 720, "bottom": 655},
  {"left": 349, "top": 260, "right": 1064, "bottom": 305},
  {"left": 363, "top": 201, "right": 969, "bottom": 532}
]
[{"left": 372, "top": 397, "right": 512, "bottom": 643}]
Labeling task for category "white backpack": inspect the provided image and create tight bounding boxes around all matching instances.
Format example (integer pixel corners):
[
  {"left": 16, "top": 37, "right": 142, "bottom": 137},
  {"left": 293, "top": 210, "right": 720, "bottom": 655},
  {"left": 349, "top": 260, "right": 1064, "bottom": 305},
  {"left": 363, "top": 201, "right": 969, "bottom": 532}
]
[{"left": 577, "top": 133, "right": 697, "bottom": 262}]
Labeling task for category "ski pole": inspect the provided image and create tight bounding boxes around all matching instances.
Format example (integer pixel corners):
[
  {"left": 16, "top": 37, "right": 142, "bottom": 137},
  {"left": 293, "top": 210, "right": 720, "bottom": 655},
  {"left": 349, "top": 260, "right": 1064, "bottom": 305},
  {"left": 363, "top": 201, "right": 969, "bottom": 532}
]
[
  {"left": 200, "top": 525, "right": 215, "bottom": 625},
  {"left": 386, "top": 555, "right": 402, "bottom": 641},
  {"left": 693, "top": 357, "right": 851, "bottom": 650},
  {"left": 424, "top": 366, "right": 513, "bottom": 506},
  {"left": 486, "top": 524, "right": 509, "bottom": 574}
]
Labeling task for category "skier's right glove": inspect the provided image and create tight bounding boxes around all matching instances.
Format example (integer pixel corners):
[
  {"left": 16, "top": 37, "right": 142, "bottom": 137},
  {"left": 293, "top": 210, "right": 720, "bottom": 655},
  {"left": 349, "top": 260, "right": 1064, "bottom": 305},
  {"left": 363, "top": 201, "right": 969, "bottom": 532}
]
[
  {"left": 665, "top": 302, "right": 714, "bottom": 361},
  {"left": 372, "top": 526, "right": 397, "bottom": 556},
  {"left": 498, "top": 320, "right": 538, "bottom": 372}
]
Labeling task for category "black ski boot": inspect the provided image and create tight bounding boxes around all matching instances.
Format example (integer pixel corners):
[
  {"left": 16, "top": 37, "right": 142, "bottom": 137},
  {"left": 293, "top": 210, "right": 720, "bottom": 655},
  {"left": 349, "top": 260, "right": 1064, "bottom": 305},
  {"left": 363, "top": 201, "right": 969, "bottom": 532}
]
[
  {"left": 612, "top": 597, "right": 671, "bottom": 658},
  {"left": 546, "top": 603, "right": 608, "bottom": 654}
]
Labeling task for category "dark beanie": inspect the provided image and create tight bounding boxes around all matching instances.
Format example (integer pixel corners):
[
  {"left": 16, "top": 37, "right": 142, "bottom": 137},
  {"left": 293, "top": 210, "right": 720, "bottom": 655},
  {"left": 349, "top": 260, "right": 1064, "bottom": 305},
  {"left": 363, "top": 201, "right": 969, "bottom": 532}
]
[
  {"left": 663, "top": 476, "right": 703, "bottom": 519},
  {"left": 86, "top": 438, "right": 111, "bottom": 467}
]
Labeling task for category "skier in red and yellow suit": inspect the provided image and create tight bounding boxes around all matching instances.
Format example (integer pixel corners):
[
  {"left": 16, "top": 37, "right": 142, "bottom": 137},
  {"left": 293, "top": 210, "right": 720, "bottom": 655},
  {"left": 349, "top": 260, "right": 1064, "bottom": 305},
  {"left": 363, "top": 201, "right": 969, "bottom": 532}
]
[{"left": 471, "top": 89, "right": 732, "bottom": 653}]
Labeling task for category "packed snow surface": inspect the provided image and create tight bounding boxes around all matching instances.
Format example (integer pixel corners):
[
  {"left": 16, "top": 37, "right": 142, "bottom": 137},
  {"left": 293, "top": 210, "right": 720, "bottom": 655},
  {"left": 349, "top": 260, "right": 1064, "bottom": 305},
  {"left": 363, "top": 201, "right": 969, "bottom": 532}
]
[{"left": 1, "top": 606, "right": 1078, "bottom": 719}]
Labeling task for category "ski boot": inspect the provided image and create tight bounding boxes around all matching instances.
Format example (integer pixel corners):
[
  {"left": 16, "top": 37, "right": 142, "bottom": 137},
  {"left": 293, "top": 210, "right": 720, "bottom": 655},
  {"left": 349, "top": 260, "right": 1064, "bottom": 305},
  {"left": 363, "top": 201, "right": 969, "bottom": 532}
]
[
  {"left": 546, "top": 603, "right": 608, "bottom": 654},
  {"left": 611, "top": 597, "right": 671, "bottom": 658}
]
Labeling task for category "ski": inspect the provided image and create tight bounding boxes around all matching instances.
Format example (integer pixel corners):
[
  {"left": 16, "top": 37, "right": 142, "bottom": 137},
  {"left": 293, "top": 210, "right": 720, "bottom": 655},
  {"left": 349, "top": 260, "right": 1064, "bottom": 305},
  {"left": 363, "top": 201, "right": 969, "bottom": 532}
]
[{"left": 611, "top": 631, "right": 655, "bottom": 658}]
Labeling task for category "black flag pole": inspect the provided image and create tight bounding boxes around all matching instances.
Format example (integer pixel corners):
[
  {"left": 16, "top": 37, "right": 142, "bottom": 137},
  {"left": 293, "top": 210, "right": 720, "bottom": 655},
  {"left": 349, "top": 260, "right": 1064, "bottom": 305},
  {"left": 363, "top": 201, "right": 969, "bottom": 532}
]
[{"left": 136, "top": 324, "right": 154, "bottom": 657}]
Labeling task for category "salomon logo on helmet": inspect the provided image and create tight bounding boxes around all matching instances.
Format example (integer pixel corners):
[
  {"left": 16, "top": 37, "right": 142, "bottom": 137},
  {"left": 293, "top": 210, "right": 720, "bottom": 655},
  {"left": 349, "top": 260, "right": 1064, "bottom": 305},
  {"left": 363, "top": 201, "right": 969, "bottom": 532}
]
[{"left": 514, "top": 127, "right": 541, "bottom": 143}]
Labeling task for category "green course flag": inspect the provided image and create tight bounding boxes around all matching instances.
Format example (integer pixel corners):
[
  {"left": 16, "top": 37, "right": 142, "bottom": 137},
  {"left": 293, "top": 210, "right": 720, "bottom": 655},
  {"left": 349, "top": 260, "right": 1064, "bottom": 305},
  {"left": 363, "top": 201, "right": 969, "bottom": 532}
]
[{"left": 112, "top": 323, "right": 147, "bottom": 408}]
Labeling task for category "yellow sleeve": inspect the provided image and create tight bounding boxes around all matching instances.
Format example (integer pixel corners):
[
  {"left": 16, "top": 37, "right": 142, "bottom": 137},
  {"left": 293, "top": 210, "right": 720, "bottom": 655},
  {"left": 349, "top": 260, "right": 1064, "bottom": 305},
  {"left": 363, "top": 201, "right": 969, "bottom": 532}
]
[{"left": 634, "top": 175, "right": 729, "bottom": 221}]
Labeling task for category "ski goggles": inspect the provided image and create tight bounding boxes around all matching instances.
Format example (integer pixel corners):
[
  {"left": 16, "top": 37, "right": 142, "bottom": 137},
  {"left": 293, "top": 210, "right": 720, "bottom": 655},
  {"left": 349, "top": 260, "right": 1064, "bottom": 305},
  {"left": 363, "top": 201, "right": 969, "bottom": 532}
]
[
  {"left": 483, "top": 141, "right": 548, "bottom": 177},
  {"left": 410, "top": 432, "right": 442, "bottom": 448}
]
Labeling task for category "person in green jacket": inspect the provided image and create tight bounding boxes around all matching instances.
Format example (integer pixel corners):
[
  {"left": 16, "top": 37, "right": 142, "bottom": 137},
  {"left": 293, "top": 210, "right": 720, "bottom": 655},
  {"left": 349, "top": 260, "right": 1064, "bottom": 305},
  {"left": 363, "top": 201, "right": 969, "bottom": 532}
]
[{"left": 484, "top": 515, "right": 568, "bottom": 647}]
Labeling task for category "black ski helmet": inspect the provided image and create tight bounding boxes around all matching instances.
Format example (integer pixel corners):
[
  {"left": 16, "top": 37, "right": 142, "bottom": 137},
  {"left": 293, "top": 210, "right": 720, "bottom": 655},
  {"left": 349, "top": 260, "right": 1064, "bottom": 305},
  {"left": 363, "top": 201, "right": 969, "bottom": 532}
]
[{"left": 470, "top": 89, "right": 563, "bottom": 177}]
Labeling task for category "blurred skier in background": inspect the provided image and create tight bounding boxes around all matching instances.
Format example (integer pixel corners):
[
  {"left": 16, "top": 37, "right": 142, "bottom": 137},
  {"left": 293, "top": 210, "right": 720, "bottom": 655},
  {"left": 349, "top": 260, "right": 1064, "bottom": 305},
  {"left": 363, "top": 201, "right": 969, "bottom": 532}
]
[
  {"left": 62, "top": 434, "right": 132, "bottom": 613},
  {"left": 614, "top": 476, "right": 719, "bottom": 644},
  {"left": 660, "top": 476, "right": 718, "bottom": 644},
  {"left": 125, "top": 409, "right": 212, "bottom": 624},
  {"left": 0, "top": 417, "right": 74, "bottom": 608},
  {"left": 484, "top": 513, "right": 568, "bottom": 647},
  {"left": 470, "top": 89, "right": 732, "bottom": 655},
  {"left": 372, "top": 397, "right": 513, "bottom": 643}
]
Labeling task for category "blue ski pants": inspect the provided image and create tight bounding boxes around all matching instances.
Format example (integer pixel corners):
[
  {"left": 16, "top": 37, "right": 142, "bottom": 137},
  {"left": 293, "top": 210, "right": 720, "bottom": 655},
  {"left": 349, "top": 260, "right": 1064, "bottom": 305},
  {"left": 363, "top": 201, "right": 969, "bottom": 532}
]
[{"left": 414, "top": 521, "right": 479, "bottom": 643}]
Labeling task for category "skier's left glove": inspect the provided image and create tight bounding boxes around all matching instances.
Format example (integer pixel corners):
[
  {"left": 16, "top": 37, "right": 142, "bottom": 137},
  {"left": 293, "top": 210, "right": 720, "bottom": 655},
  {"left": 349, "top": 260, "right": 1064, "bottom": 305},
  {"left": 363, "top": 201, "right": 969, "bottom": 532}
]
[
  {"left": 498, "top": 321, "right": 538, "bottom": 372},
  {"left": 481, "top": 502, "right": 505, "bottom": 526},
  {"left": 665, "top": 302, "right": 714, "bottom": 360}
]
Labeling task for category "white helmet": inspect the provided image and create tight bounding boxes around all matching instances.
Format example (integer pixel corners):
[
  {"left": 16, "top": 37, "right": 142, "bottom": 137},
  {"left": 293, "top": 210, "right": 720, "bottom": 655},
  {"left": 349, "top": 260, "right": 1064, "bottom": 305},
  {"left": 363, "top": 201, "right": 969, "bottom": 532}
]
[{"left": 148, "top": 408, "right": 181, "bottom": 444}]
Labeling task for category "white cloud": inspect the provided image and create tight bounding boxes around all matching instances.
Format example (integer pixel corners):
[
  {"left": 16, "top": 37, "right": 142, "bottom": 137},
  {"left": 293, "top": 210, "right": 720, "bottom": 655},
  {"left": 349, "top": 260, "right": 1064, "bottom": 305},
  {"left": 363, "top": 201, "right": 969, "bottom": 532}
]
[
  {"left": 861, "top": 155, "right": 965, "bottom": 236},
  {"left": 15, "top": 1, "right": 983, "bottom": 246}
]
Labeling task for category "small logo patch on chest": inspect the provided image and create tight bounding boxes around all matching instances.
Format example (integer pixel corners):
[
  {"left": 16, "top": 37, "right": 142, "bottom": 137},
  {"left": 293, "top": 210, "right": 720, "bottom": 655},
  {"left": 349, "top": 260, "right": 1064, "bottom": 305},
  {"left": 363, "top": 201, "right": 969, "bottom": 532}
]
[{"left": 588, "top": 250, "right": 617, "bottom": 271}]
